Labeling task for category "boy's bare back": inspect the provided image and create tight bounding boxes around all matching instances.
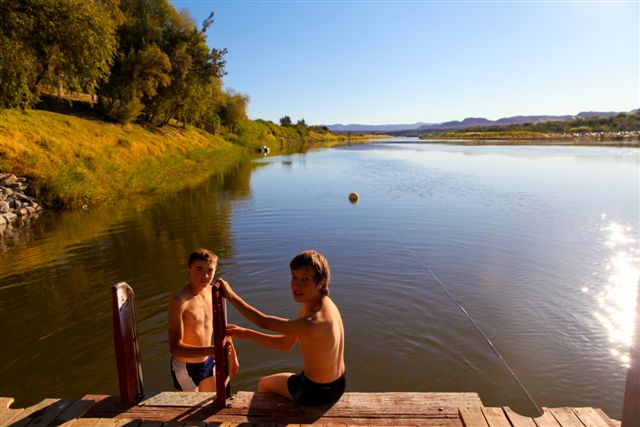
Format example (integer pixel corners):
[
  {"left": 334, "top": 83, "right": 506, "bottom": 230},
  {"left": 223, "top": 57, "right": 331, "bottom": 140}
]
[{"left": 298, "top": 297, "right": 345, "bottom": 383}]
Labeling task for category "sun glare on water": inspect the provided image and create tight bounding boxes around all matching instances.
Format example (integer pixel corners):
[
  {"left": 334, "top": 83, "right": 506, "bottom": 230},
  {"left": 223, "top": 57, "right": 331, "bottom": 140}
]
[{"left": 594, "top": 221, "right": 639, "bottom": 367}]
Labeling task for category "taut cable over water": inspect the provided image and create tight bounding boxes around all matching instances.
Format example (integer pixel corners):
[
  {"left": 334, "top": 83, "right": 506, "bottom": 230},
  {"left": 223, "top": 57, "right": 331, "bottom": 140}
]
[{"left": 385, "top": 226, "right": 543, "bottom": 416}]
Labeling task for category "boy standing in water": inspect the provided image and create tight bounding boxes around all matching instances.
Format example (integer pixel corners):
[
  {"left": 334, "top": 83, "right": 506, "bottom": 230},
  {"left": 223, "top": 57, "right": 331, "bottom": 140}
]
[
  {"left": 168, "top": 249, "right": 239, "bottom": 392},
  {"left": 217, "top": 250, "right": 346, "bottom": 406}
]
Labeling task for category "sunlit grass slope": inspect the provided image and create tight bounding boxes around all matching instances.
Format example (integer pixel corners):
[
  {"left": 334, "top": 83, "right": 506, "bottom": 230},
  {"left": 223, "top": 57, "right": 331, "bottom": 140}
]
[{"left": 0, "top": 109, "right": 244, "bottom": 208}]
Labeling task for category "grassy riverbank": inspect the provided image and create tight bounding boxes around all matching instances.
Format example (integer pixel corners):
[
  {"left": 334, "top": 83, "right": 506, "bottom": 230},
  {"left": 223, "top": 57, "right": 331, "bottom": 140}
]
[{"left": 0, "top": 109, "right": 376, "bottom": 209}]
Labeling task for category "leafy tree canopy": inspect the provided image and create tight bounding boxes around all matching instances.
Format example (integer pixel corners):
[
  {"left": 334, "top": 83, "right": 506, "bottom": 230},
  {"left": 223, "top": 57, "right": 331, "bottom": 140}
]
[{"left": 0, "top": 0, "right": 119, "bottom": 108}]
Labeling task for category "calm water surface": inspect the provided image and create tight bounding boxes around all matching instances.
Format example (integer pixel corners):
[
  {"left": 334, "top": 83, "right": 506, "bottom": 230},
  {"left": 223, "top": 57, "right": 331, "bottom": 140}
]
[{"left": 1, "top": 139, "right": 638, "bottom": 418}]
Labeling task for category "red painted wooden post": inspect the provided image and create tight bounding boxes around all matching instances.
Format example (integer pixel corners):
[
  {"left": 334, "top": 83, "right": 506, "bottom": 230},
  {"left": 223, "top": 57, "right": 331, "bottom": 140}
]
[
  {"left": 211, "top": 281, "right": 231, "bottom": 406},
  {"left": 621, "top": 278, "right": 640, "bottom": 427},
  {"left": 112, "top": 282, "right": 144, "bottom": 405}
]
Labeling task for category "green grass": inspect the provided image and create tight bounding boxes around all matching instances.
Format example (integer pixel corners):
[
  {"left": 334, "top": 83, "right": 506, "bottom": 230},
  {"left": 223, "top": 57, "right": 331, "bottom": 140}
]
[
  {"left": 0, "top": 109, "right": 244, "bottom": 208},
  {"left": 0, "top": 109, "right": 380, "bottom": 209}
]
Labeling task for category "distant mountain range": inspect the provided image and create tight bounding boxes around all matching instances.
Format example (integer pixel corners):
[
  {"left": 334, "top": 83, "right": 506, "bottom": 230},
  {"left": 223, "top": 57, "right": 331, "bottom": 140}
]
[
  {"left": 326, "top": 122, "right": 432, "bottom": 132},
  {"left": 326, "top": 111, "right": 629, "bottom": 134}
]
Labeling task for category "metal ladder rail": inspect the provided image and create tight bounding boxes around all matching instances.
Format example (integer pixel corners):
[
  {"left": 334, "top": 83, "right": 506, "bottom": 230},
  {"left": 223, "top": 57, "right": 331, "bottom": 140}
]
[
  {"left": 112, "top": 282, "right": 144, "bottom": 405},
  {"left": 211, "top": 281, "right": 232, "bottom": 406}
]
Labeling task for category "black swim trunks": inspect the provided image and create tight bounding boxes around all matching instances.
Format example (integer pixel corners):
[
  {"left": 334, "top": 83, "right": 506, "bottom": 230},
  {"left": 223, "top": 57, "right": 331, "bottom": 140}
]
[{"left": 287, "top": 371, "right": 346, "bottom": 406}]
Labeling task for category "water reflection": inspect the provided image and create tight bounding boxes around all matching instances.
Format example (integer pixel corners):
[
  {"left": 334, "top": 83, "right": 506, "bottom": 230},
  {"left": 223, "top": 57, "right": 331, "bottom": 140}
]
[
  {"left": 1, "top": 142, "right": 638, "bottom": 418},
  {"left": 595, "top": 221, "right": 639, "bottom": 366},
  {"left": 0, "top": 158, "right": 254, "bottom": 406}
]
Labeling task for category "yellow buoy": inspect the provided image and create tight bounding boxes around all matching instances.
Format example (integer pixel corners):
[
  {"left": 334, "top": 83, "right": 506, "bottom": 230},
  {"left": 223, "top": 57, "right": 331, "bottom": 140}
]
[{"left": 348, "top": 192, "right": 359, "bottom": 203}]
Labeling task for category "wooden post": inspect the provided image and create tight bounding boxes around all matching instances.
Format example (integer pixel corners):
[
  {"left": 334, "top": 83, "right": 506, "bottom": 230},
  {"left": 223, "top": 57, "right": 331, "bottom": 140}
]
[
  {"left": 622, "top": 278, "right": 640, "bottom": 427},
  {"left": 211, "top": 281, "right": 231, "bottom": 406},
  {"left": 112, "top": 282, "right": 144, "bottom": 405}
]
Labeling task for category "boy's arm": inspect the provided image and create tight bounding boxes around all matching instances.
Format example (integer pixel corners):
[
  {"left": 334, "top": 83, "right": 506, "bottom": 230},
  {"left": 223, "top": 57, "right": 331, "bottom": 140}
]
[
  {"left": 227, "top": 324, "right": 298, "bottom": 352},
  {"left": 168, "top": 295, "right": 214, "bottom": 358},
  {"left": 217, "top": 278, "right": 314, "bottom": 338}
]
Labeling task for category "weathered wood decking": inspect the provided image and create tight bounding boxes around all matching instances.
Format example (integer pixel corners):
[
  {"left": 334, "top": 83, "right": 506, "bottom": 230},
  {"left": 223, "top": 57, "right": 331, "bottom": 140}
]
[{"left": 1, "top": 392, "right": 620, "bottom": 427}]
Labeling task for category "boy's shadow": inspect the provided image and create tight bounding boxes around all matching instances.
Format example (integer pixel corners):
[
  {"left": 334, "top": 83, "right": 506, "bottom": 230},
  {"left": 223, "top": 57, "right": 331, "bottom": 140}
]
[
  {"left": 170, "top": 392, "right": 334, "bottom": 424},
  {"left": 244, "top": 392, "right": 333, "bottom": 424}
]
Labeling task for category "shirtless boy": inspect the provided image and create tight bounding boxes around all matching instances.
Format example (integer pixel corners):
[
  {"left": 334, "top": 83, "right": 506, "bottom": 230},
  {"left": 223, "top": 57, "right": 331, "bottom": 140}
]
[
  {"left": 168, "top": 249, "right": 238, "bottom": 392},
  {"left": 217, "top": 250, "right": 345, "bottom": 406}
]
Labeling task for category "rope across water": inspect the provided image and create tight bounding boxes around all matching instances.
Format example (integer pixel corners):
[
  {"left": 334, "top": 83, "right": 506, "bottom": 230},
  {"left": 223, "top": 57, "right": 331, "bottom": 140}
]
[{"left": 385, "top": 226, "right": 543, "bottom": 416}]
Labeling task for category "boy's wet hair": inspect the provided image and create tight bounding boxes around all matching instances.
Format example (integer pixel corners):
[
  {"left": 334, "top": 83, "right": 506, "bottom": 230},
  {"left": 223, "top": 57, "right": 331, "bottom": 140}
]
[
  {"left": 188, "top": 249, "right": 218, "bottom": 267},
  {"left": 290, "top": 250, "right": 331, "bottom": 296}
]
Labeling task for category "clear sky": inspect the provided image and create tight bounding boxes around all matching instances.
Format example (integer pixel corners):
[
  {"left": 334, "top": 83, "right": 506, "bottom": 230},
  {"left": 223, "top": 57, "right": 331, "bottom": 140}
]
[{"left": 172, "top": 0, "right": 639, "bottom": 125}]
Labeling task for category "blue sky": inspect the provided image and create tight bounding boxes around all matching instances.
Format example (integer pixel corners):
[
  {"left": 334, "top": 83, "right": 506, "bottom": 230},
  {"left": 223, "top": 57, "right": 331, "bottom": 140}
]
[{"left": 173, "top": 1, "right": 638, "bottom": 125}]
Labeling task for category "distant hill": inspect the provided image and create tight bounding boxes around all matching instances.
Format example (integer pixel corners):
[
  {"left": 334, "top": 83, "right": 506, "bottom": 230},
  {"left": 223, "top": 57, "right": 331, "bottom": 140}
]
[
  {"left": 326, "top": 122, "right": 430, "bottom": 132},
  {"left": 327, "top": 111, "right": 630, "bottom": 134},
  {"left": 414, "top": 115, "right": 574, "bottom": 133}
]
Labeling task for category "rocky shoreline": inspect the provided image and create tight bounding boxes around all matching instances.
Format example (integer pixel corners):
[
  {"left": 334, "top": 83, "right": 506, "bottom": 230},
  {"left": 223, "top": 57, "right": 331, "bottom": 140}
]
[{"left": 0, "top": 173, "right": 42, "bottom": 229}]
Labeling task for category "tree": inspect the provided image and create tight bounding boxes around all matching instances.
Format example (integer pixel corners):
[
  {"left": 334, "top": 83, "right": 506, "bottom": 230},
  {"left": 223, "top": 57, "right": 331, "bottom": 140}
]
[
  {"left": 218, "top": 90, "right": 249, "bottom": 132},
  {"left": 280, "top": 116, "right": 292, "bottom": 127},
  {"left": 98, "top": 44, "right": 172, "bottom": 123},
  {"left": 0, "top": 0, "right": 119, "bottom": 108},
  {"left": 99, "top": 0, "right": 227, "bottom": 125}
]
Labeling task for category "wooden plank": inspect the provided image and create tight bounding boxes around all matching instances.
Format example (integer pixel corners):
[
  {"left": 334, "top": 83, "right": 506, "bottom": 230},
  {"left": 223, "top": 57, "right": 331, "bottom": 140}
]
[
  {"left": 7, "top": 399, "right": 60, "bottom": 427},
  {"left": 232, "top": 391, "right": 479, "bottom": 416},
  {"left": 622, "top": 279, "right": 639, "bottom": 427},
  {"left": 548, "top": 408, "right": 584, "bottom": 427},
  {"left": 54, "top": 400, "right": 98, "bottom": 424},
  {"left": 163, "top": 421, "right": 207, "bottom": 427},
  {"left": 533, "top": 409, "right": 561, "bottom": 427},
  {"left": 1, "top": 409, "right": 26, "bottom": 427},
  {"left": 82, "top": 395, "right": 135, "bottom": 420},
  {"left": 0, "top": 398, "right": 24, "bottom": 427},
  {"left": 0, "top": 399, "right": 15, "bottom": 409},
  {"left": 83, "top": 391, "right": 482, "bottom": 423},
  {"left": 96, "top": 419, "right": 140, "bottom": 427},
  {"left": 572, "top": 408, "right": 612, "bottom": 427},
  {"left": 25, "top": 399, "right": 74, "bottom": 427},
  {"left": 459, "top": 407, "right": 488, "bottom": 427},
  {"left": 68, "top": 419, "right": 102, "bottom": 427},
  {"left": 503, "top": 407, "right": 536, "bottom": 427},
  {"left": 480, "top": 408, "right": 510, "bottom": 427},
  {"left": 594, "top": 409, "right": 620, "bottom": 427}
]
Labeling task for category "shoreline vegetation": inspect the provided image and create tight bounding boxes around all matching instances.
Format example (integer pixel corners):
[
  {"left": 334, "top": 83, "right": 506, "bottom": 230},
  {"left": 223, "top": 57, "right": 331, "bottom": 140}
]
[
  {"left": 0, "top": 106, "right": 379, "bottom": 210},
  {"left": 417, "top": 113, "right": 640, "bottom": 145},
  {"left": 0, "top": 0, "right": 381, "bottom": 213}
]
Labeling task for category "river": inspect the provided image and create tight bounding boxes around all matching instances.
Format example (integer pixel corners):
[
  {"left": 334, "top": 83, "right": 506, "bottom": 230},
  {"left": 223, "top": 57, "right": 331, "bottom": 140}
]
[{"left": 0, "top": 138, "right": 638, "bottom": 418}]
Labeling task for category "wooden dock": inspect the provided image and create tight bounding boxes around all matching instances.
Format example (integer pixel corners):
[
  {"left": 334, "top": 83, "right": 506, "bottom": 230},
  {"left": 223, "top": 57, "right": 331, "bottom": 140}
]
[{"left": 1, "top": 391, "right": 621, "bottom": 427}]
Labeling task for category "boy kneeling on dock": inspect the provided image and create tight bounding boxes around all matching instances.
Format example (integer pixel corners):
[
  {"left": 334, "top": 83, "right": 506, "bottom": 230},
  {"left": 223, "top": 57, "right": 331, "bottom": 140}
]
[
  {"left": 168, "top": 249, "right": 239, "bottom": 392},
  {"left": 217, "top": 250, "right": 346, "bottom": 406}
]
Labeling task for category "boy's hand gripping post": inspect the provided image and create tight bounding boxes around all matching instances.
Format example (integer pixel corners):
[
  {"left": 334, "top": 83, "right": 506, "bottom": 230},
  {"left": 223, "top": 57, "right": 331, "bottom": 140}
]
[{"left": 212, "top": 280, "right": 232, "bottom": 406}]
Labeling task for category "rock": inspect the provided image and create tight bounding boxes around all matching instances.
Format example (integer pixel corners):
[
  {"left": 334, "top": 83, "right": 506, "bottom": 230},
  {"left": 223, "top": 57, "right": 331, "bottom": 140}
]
[
  {"left": 2, "top": 212, "right": 17, "bottom": 222},
  {"left": 18, "top": 194, "right": 35, "bottom": 203},
  {"left": 26, "top": 206, "right": 36, "bottom": 214},
  {"left": 8, "top": 183, "right": 24, "bottom": 191},
  {"left": 0, "top": 215, "right": 5, "bottom": 226},
  {"left": 0, "top": 201, "right": 9, "bottom": 213},
  {"left": 16, "top": 177, "right": 27, "bottom": 183},
  {"left": 4, "top": 188, "right": 13, "bottom": 196}
]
